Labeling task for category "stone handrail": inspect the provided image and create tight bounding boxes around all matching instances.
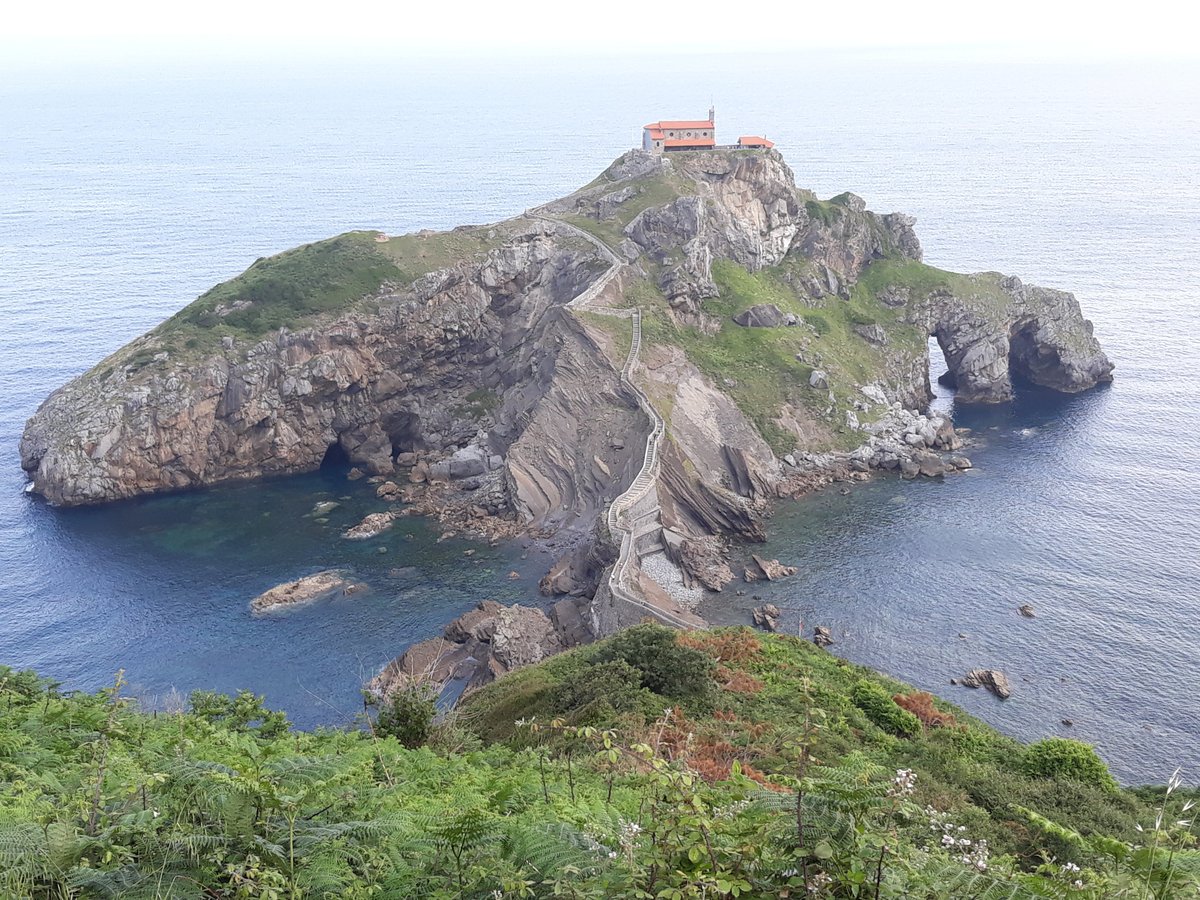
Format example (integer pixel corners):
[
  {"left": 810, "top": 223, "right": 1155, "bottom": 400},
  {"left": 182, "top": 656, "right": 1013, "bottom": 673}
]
[{"left": 531, "top": 213, "right": 692, "bottom": 629}]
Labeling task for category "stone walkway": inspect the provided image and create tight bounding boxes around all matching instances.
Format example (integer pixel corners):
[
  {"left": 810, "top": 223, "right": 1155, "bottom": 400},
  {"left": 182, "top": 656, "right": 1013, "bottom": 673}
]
[{"left": 532, "top": 213, "right": 699, "bottom": 629}]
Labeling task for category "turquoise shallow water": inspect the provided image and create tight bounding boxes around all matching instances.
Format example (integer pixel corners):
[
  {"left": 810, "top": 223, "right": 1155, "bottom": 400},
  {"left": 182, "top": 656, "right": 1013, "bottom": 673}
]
[{"left": 1, "top": 52, "right": 1197, "bottom": 782}]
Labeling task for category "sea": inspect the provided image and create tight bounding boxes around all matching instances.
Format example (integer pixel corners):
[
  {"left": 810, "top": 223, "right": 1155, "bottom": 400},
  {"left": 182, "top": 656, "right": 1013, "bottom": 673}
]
[{"left": 1, "top": 51, "right": 1197, "bottom": 784}]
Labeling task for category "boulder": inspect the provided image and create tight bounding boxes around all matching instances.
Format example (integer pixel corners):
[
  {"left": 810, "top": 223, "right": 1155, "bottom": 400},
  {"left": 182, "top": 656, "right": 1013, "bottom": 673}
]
[
  {"left": 675, "top": 535, "right": 735, "bottom": 591},
  {"left": 809, "top": 369, "right": 829, "bottom": 390},
  {"left": 732, "top": 303, "right": 788, "bottom": 328},
  {"left": 912, "top": 450, "right": 950, "bottom": 477},
  {"left": 251, "top": 570, "right": 363, "bottom": 613},
  {"left": 368, "top": 600, "right": 579, "bottom": 701},
  {"left": 342, "top": 511, "right": 397, "bottom": 540},
  {"left": 1018, "top": 604, "right": 1036, "bottom": 618},
  {"left": 448, "top": 444, "right": 489, "bottom": 479},
  {"left": 960, "top": 668, "right": 1012, "bottom": 699},
  {"left": 813, "top": 626, "right": 833, "bottom": 647},
  {"left": 854, "top": 323, "right": 887, "bottom": 345},
  {"left": 376, "top": 481, "right": 403, "bottom": 500},
  {"left": 749, "top": 554, "right": 798, "bottom": 581},
  {"left": 751, "top": 603, "right": 781, "bottom": 632}
]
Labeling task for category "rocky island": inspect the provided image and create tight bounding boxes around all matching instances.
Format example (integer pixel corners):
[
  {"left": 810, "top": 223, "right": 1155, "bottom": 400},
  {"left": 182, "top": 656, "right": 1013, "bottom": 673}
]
[{"left": 20, "top": 149, "right": 1112, "bottom": 688}]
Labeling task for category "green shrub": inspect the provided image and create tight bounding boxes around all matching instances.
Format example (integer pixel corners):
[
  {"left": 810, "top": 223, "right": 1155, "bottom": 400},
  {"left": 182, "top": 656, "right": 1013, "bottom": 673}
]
[
  {"left": 851, "top": 679, "right": 919, "bottom": 737},
  {"left": 375, "top": 683, "right": 438, "bottom": 749},
  {"left": 594, "top": 624, "right": 715, "bottom": 705},
  {"left": 1023, "top": 738, "right": 1117, "bottom": 790},
  {"left": 189, "top": 689, "right": 289, "bottom": 739},
  {"left": 553, "top": 658, "right": 650, "bottom": 715}
]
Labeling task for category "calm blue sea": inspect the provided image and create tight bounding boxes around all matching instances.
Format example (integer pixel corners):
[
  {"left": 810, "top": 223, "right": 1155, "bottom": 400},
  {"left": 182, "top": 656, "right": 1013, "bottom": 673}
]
[{"left": 1, "top": 52, "right": 1197, "bottom": 783}]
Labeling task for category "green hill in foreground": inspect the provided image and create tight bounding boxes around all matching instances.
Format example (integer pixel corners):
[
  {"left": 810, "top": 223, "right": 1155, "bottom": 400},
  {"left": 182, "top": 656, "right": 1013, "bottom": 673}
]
[{"left": 2, "top": 627, "right": 1196, "bottom": 898}]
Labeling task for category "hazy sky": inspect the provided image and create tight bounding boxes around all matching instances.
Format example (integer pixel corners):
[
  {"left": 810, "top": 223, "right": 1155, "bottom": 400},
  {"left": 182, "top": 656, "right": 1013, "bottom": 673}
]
[{"left": 2, "top": 0, "right": 1197, "bottom": 65}]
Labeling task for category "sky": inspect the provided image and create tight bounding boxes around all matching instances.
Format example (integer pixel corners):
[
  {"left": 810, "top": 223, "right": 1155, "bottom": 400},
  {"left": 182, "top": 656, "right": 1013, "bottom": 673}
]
[{"left": 2, "top": 0, "right": 1198, "bottom": 67}]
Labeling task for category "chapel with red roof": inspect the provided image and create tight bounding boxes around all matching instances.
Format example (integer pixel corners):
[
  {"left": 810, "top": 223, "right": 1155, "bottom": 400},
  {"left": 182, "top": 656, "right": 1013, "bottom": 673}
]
[{"left": 641, "top": 108, "right": 774, "bottom": 155}]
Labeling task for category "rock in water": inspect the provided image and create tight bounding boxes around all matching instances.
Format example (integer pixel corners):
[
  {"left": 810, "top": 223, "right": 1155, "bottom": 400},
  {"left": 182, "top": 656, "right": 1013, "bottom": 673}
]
[
  {"left": 375, "top": 481, "right": 403, "bottom": 500},
  {"left": 960, "top": 668, "right": 1012, "bottom": 699},
  {"left": 251, "top": 571, "right": 363, "bottom": 613},
  {"left": 343, "top": 511, "right": 397, "bottom": 540},
  {"left": 813, "top": 626, "right": 834, "bottom": 647},
  {"left": 751, "top": 603, "right": 781, "bottom": 631},
  {"left": 1018, "top": 604, "right": 1036, "bottom": 618},
  {"left": 749, "top": 554, "right": 798, "bottom": 581}
]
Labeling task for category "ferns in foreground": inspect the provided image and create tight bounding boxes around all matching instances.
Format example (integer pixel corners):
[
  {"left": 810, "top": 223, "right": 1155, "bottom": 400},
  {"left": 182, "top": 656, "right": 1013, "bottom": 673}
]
[{"left": 2, "top": 628, "right": 1199, "bottom": 899}]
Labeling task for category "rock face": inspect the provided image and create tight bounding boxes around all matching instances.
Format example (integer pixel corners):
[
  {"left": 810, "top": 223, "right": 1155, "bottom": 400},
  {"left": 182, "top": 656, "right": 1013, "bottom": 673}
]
[
  {"left": 926, "top": 275, "right": 1114, "bottom": 403},
  {"left": 366, "top": 599, "right": 589, "bottom": 699},
  {"left": 732, "top": 304, "right": 792, "bottom": 328},
  {"left": 250, "top": 570, "right": 363, "bottom": 613},
  {"left": 19, "top": 222, "right": 643, "bottom": 526},
  {"left": 960, "top": 668, "right": 1012, "bottom": 699}
]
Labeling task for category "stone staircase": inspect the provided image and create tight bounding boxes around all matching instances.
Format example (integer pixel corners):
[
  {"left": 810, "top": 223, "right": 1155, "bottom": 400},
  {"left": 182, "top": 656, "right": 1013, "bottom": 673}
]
[{"left": 532, "top": 213, "right": 697, "bottom": 630}]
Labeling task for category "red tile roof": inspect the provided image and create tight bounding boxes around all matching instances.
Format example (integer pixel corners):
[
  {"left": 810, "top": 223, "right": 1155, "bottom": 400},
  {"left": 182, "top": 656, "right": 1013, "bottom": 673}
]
[
  {"left": 646, "top": 119, "right": 714, "bottom": 130},
  {"left": 663, "top": 138, "right": 716, "bottom": 148},
  {"left": 738, "top": 135, "right": 775, "bottom": 148}
]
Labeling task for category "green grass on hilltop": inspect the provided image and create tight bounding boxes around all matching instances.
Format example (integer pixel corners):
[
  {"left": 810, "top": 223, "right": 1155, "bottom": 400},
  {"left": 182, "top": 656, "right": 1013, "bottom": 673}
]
[
  {"left": 162, "top": 232, "right": 401, "bottom": 339},
  {"left": 132, "top": 226, "right": 511, "bottom": 366},
  {"left": 595, "top": 260, "right": 927, "bottom": 456},
  {"left": 1, "top": 626, "right": 1197, "bottom": 898},
  {"left": 565, "top": 171, "right": 699, "bottom": 249}
]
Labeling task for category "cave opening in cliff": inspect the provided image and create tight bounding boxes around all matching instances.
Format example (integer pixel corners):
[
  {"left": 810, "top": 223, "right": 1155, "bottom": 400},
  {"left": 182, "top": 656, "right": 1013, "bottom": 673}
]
[
  {"left": 320, "top": 441, "right": 350, "bottom": 471},
  {"left": 386, "top": 412, "right": 421, "bottom": 460}
]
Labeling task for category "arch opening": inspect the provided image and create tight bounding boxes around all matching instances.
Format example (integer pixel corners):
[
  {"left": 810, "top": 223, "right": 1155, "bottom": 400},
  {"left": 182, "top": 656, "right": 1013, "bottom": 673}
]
[{"left": 320, "top": 441, "right": 350, "bottom": 470}]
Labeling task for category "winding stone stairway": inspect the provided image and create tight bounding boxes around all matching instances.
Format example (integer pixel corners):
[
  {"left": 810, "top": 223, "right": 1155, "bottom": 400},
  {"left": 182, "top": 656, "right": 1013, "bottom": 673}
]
[{"left": 533, "top": 214, "right": 699, "bottom": 629}]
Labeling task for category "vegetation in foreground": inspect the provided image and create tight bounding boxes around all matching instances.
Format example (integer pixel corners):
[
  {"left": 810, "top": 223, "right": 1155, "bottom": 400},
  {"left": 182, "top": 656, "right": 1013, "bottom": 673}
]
[{"left": 1, "top": 627, "right": 1197, "bottom": 898}]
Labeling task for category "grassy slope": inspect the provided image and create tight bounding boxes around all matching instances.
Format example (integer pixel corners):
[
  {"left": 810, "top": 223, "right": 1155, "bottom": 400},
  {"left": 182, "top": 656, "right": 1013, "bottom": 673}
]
[
  {"left": 99, "top": 225, "right": 514, "bottom": 377},
  {"left": 589, "top": 258, "right": 928, "bottom": 456},
  {"left": 1, "top": 627, "right": 1195, "bottom": 898},
  {"left": 463, "top": 629, "right": 1149, "bottom": 861}
]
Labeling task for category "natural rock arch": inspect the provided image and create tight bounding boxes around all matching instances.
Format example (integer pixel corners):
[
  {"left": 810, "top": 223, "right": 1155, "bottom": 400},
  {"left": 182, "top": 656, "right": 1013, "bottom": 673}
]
[{"left": 925, "top": 276, "right": 1112, "bottom": 404}]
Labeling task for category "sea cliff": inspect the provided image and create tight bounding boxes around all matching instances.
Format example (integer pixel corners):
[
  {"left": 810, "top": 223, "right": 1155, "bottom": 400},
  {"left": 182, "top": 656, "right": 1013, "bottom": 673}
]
[{"left": 20, "top": 148, "right": 1113, "bottom": 638}]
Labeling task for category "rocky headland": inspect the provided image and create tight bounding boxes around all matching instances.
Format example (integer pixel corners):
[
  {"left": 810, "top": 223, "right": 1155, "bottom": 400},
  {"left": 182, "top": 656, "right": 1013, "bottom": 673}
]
[{"left": 21, "top": 148, "right": 1112, "bottom": 692}]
